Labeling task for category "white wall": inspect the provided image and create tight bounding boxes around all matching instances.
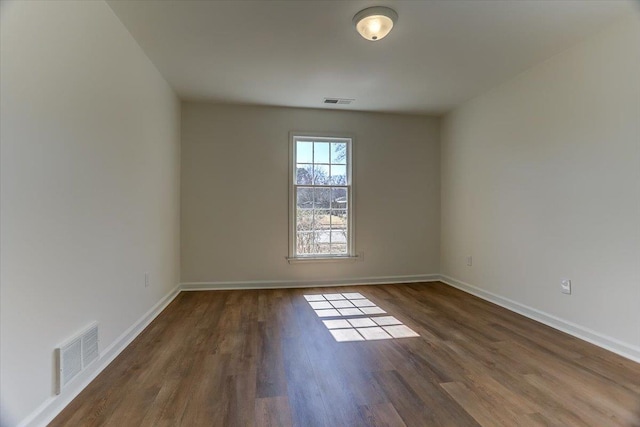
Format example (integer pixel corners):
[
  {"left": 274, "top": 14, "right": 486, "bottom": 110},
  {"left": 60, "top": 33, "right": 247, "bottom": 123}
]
[
  {"left": 0, "top": 1, "right": 181, "bottom": 425},
  {"left": 181, "top": 103, "right": 440, "bottom": 284},
  {"left": 441, "top": 15, "right": 640, "bottom": 353}
]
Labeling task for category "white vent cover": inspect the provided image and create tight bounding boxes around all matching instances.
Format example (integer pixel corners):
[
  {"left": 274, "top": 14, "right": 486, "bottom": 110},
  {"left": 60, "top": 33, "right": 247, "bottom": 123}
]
[
  {"left": 323, "top": 98, "right": 355, "bottom": 105},
  {"left": 56, "top": 322, "right": 99, "bottom": 394},
  {"left": 82, "top": 325, "right": 99, "bottom": 367}
]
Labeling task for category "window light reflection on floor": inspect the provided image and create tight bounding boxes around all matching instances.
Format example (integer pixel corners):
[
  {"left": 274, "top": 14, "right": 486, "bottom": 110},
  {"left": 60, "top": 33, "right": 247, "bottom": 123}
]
[{"left": 304, "top": 292, "right": 420, "bottom": 342}]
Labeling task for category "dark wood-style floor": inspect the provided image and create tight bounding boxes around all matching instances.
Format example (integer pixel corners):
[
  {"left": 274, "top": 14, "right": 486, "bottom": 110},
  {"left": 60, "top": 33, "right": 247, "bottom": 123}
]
[{"left": 50, "top": 282, "right": 640, "bottom": 427}]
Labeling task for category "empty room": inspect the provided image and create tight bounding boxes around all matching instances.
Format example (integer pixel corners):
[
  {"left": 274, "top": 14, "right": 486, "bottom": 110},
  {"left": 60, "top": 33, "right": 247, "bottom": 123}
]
[{"left": 1, "top": 0, "right": 639, "bottom": 426}]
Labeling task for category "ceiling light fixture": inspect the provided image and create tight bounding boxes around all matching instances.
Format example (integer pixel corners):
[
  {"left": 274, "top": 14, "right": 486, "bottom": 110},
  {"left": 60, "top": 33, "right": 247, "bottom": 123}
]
[{"left": 353, "top": 6, "right": 398, "bottom": 41}]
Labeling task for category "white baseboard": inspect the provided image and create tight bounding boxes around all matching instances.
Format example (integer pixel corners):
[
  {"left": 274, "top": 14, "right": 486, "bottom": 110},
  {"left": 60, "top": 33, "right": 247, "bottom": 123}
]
[
  {"left": 439, "top": 275, "right": 640, "bottom": 364},
  {"left": 18, "top": 285, "right": 181, "bottom": 427},
  {"left": 17, "top": 275, "right": 435, "bottom": 426},
  {"left": 20, "top": 273, "right": 638, "bottom": 426},
  {"left": 180, "top": 274, "right": 440, "bottom": 291}
]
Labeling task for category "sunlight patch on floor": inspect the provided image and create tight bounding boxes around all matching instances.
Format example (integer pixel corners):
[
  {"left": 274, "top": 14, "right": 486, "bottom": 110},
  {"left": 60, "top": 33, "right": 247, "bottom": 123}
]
[{"left": 304, "top": 293, "right": 420, "bottom": 342}]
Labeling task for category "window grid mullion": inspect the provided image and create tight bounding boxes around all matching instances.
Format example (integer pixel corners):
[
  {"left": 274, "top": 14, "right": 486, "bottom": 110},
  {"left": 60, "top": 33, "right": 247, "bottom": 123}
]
[{"left": 312, "top": 188, "right": 316, "bottom": 253}]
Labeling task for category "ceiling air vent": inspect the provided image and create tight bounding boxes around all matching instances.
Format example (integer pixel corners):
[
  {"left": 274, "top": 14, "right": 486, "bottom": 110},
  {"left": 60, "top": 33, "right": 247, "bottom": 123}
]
[{"left": 324, "top": 98, "right": 355, "bottom": 105}]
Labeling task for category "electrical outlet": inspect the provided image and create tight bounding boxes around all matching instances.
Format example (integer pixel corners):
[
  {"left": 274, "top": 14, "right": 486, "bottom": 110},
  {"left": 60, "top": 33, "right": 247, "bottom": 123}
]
[
  {"left": 466, "top": 256, "right": 472, "bottom": 266},
  {"left": 144, "top": 272, "right": 150, "bottom": 288},
  {"left": 560, "top": 279, "right": 571, "bottom": 295}
]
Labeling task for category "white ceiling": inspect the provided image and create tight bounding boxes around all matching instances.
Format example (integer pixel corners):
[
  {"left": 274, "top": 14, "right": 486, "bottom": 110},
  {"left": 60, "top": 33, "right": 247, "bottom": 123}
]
[{"left": 107, "top": 0, "right": 636, "bottom": 114}]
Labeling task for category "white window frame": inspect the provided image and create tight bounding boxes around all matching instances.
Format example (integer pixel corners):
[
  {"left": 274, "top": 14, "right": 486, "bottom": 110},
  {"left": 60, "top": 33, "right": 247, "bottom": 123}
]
[{"left": 288, "top": 132, "right": 357, "bottom": 263}]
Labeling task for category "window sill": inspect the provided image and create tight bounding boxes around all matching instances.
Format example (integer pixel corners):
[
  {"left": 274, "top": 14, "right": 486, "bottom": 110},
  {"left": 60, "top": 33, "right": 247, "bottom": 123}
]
[{"left": 286, "top": 255, "right": 359, "bottom": 264}]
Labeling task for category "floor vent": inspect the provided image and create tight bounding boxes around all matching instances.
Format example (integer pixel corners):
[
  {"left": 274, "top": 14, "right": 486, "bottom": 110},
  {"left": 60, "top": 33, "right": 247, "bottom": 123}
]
[
  {"left": 56, "top": 322, "right": 99, "bottom": 394},
  {"left": 324, "top": 98, "right": 355, "bottom": 105}
]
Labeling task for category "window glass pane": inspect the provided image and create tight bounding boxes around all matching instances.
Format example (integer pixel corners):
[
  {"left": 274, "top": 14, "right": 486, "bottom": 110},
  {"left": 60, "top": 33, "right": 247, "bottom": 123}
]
[
  {"left": 296, "top": 187, "right": 313, "bottom": 209},
  {"left": 315, "top": 230, "right": 330, "bottom": 244},
  {"left": 330, "top": 164, "right": 347, "bottom": 185},
  {"left": 297, "top": 231, "right": 315, "bottom": 254},
  {"left": 330, "top": 210, "right": 347, "bottom": 230},
  {"left": 313, "top": 164, "right": 330, "bottom": 185},
  {"left": 296, "top": 164, "right": 313, "bottom": 184},
  {"left": 314, "top": 188, "right": 330, "bottom": 209},
  {"left": 331, "top": 230, "right": 347, "bottom": 244},
  {"left": 296, "top": 210, "right": 314, "bottom": 231},
  {"left": 331, "top": 142, "right": 347, "bottom": 164},
  {"left": 331, "top": 244, "right": 348, "bottom": 254},
  {"left": 331, "top": 188, "right": 348, "bottom": 209},
  {"left": 315, "top": 229, "right": 330, "bottom": 254},
  {"left": 314, "top": 142, "right": 330, "bottom": 164},
  {"left": 297, "top": 141, "right": 313, "bottom": 163},
  {"left": 317, "top": 244, "right": 331, "bottom": 254},
  {"left": 314, "top": 209, "right": 330, "bottom": 230}
]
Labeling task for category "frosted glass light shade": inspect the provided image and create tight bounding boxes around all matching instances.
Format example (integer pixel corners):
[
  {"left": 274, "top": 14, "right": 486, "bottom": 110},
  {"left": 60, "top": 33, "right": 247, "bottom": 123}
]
[{"left": 353, "top": 7, "right": 398, "bottom": 41}]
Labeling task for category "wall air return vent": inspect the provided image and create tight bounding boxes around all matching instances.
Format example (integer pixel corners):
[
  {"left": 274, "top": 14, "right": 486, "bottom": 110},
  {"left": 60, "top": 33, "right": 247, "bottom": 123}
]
[
  {"left": 323, "top": 98, "right": 355, "bottom": 105},
  {"left": 82, "top": 324, "right": 99, "bottom": 368},
  {"left": 56, "top": 322, "right": 99, "bottom": 394}
]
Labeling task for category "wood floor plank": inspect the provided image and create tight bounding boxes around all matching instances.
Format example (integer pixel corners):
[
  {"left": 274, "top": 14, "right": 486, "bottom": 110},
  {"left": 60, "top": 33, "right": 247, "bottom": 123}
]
[
  {"left": 50, "top": 282, "right": 640, "bottom": 427},
  {"left": 256, "top": 292, "right": 288, "bottom": 398},
  {"left": 288, "top": 288, "right": 370, "bottom": 427},
  {"left": 281, "top": 335, "right": 330, "bottom": 427},
  {"left": 441, "top": 381, "right": 524, "bottom": 426},
  {"left": 280, "top": 292, "right": 329, "bottom": 427},
  {"left": 255, "top": 396, "right": 293, "bottom": 427},
  {"left": 357, "top": 402, "right": 407, "bottom": 427},
  {"left": 373, "top": 369, "right": 440, "bottom": 426}
]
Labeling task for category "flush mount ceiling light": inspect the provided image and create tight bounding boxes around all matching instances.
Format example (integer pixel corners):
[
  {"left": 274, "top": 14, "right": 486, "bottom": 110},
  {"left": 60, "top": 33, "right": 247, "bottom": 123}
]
[{"left": 353, "top": 6, "right": 398, "bottom": 41}]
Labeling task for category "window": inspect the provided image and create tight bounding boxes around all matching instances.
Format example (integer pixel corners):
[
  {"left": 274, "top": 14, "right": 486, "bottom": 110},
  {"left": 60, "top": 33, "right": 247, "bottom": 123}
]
[{"left": 289, "top": 134, "right": 355, "bottom": 261}]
